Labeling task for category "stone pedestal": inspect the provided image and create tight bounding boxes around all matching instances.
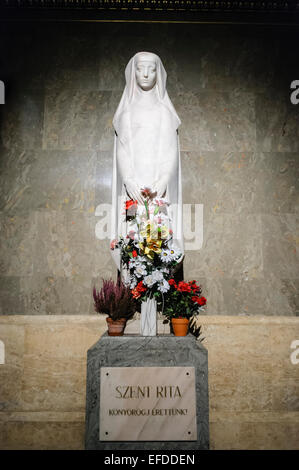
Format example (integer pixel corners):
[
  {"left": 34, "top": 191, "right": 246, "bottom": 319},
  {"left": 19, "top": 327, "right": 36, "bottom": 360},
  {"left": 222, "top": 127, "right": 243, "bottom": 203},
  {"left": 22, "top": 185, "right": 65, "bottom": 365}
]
[{"left": 85, "top": 334, "right": 209, "bottom": 450}]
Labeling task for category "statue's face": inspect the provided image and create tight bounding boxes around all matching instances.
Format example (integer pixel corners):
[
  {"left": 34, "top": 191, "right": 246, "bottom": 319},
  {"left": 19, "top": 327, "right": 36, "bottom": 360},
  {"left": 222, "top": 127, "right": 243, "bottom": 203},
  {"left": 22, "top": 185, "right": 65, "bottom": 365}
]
[{"left": 135, "top": 59, "right": 157, "bottom": 91}]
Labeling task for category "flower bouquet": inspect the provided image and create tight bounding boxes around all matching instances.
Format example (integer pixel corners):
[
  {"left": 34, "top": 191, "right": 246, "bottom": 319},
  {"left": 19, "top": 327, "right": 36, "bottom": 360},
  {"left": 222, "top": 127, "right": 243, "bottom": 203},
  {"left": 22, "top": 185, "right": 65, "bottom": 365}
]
[{"left": 111, "top": 187, "right": 183, "bottom": 335}]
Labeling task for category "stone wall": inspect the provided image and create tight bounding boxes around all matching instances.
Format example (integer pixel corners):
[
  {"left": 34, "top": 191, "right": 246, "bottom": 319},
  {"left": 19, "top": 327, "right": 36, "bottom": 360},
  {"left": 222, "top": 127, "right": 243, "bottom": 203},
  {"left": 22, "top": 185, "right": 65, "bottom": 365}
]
[
  {"left": 0, "top": 315, "right": 298, "bottom": 450},
  {"left": 0, "top": 22, "right": 298, "bottom": 315}
]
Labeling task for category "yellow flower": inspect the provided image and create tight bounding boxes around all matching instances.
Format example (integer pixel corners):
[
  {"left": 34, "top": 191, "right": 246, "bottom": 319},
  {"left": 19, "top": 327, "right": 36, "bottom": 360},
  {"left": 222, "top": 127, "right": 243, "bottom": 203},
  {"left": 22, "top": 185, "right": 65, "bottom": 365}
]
[
  {"left": 139, "top": 238, "right": 162, "bottom": 259},
  {"left": 140, "top": 221, "right": 161, "bottom": 240},
  {"left": 160, "top": 225, "right": 169, "bottom": 239}
]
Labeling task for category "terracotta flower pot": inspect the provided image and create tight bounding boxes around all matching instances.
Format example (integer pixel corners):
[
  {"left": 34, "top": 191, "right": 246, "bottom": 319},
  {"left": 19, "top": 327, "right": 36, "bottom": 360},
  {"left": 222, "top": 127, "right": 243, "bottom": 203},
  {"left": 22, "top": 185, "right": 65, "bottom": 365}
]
[
  {"left": 106, "top": 317, "right": 127, "bottom": 336},
  {"left": 171, "top": 317, "right": 189, "bottom": 337}
]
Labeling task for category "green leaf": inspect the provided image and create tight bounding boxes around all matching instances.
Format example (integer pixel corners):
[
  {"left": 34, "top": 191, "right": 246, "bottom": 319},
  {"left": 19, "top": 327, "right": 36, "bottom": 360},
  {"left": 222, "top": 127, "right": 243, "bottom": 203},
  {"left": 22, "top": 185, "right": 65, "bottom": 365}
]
[{"left": 144, "top": 200, "right": 149, "bottom": 219}]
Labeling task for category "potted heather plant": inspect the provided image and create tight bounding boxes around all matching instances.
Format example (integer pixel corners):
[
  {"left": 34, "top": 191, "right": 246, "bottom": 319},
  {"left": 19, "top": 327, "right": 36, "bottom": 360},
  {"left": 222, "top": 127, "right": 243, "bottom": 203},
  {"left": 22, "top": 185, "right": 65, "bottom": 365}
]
[
  {"left": 93, "top": 279, "right": 135, "bottom": 336},
  {"left": 162, "top": 279, "right": 207, "bottom": 336}
]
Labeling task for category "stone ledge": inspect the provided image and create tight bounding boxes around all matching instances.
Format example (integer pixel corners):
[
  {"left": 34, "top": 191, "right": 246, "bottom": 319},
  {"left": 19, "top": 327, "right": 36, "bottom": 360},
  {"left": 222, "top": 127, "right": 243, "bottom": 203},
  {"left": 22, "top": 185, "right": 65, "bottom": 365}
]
[
  {"left": 0, "top": 314, "right": 298, "bottom": 325},
  {"left": 210, "top": 411, "right": 299, "bottom": 423},
  {"left": 1, "top": 410, "right": 298, "bottom": 424},
  {"left": 0, "top": 411, "right": 85, "bottom": 422}
]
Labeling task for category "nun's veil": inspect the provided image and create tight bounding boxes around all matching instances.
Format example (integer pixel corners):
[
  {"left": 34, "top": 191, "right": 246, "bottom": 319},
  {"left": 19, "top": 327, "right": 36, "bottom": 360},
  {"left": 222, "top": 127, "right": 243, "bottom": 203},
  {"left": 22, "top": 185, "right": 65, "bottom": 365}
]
[{"left": 112, "top": 51, "right": 181, "bottom": 135}]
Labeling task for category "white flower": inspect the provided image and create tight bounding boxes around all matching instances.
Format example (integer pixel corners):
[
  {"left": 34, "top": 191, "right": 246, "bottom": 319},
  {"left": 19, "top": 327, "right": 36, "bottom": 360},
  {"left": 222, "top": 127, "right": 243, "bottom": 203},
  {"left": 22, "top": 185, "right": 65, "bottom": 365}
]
[
  {"left": 158, "top": 279, "right": 170, "bottom": 293},
  {"left": 130, "top": 278, "right": 137, "bottom": 289},
  {"left": 154, "top": 212, "right": 169, "bottom": 225},
  {"left": 134, "top": 264, "right": 147, "bottom": 278},
  {"left": 129, "top": 257, "right": 143, "bottom": 269},
  {"left": 169, "top": 247, "right": 181, "bottom": 259},
  {"left": 151, "top": 270, "right": 164, "bottom": 282},
  {"left": 160, "top": 266, "right": 170, "bottom": 274},
  {"left": 160, "top": 249, "right": 172, "bottom": 263},
  {"left": 160, "top": 247, "right": 181, "bottom": 263},
  {"left": 143, "top": 274, "right": 156, "bottom": 287},
  {"left": 122, "top": 269, "right": 131, "bottom": 287}
]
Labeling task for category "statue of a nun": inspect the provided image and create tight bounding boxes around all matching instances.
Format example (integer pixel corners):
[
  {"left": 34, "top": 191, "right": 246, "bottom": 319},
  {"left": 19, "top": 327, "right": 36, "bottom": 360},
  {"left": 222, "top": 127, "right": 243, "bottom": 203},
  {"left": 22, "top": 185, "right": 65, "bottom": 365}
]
[{"left": 110, "top": 51, "right": 184, "bottom": 334}]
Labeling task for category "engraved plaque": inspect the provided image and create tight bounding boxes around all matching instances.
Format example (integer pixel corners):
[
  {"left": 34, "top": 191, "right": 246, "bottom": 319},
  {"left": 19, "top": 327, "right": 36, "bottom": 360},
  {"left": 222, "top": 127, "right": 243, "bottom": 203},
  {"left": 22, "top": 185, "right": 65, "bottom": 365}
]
[{"left": 100, "top": 366, "right": 197, "bottom": 441}]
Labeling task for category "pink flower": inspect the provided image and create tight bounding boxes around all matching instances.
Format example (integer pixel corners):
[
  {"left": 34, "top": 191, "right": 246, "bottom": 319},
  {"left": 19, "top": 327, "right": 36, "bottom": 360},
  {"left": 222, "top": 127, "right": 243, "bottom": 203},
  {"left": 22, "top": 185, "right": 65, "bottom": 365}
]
[
  {"left": 153, "top": 197, "right": 169, "bottom": 207},
  {"left": 110, "top": 239, "right": 117, "bottom": 250},
  {"left": 128, "top": 230, "right": 136, "bottom": 240}
]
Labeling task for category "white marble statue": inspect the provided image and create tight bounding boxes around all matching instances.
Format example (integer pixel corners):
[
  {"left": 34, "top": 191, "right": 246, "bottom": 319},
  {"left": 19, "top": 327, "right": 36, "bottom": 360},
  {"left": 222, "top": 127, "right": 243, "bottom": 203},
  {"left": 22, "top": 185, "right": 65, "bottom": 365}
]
[{"left": 110, "top": 51, "right": 184, "bottom": 334}]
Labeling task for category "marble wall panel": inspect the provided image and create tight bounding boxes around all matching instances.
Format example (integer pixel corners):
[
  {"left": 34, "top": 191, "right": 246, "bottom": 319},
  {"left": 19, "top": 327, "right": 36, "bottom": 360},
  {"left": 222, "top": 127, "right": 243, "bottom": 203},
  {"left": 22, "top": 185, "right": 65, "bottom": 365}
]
[
  {"left": 181, "top": 151, "right": 298, "bottom": 215},
  {"left": 174, "top": 32, "right": 258, "bottom": 93},
  {"left": 255, "top": 152, "right": 298, "bottom": 214},
  {"left": 43, "top": 90, "right": 112, "bottom": 151},
  {"left": 19, "top": 275, "right": 93, "bottom": 315},
  {"left": 95, "top": 150, "right": 113, "bottom": 204},
  {"left": 0, "top": 213, "right": 35, "bottom": 276},
  {"left": 256, "top": 89, "right": 299, "bottom": 153},
  {"left": 0, "top": 323, "right": 24, "bottom": 411},
  {"left": 0, "top": 277, "right": 24, "bottom": 314},
  {"left": 184, "top": 275, "right": 297, "bottom": 316},
  {"left": 209, "top": 419, "right": 299, "bottom": 450},
  {"left": 261, "top": 214, "right": 297, "bottom": 279},
  {"left": 184, "top": 212, "right": 264, "bottom": 280},
  {"left": 0, "top": 89, "right": 44, "bottom": 150},
  {"left": 0, "top": 421, "right": 85, "bottom": 450},
  {"left": 0, "top": 149, "right": 97, "bottom": 214},
  {"left": 173, "top": 90, "right": 256, "bottom": 153},
  {"left": 21, "top": 355, "right": 86, "bottom": 412},
  {"left": 32, "top": 211, "right": 95, "bottom": 276},
  {"left": 44, "top": 32, "right": 100, "bottom": 93},
  {"left": 0, "top": 27, "right": 47, "bottom": 92},
  {"left": 181, "top": 150, "right": 262, "bottom": 213}
]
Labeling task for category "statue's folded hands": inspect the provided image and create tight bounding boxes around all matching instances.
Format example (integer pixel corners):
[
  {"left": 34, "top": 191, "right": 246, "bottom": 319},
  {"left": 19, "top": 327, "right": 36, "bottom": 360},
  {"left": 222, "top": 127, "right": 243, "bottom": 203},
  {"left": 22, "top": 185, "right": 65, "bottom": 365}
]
[
  {"left": 124, "top": 177, "right": 144, "bottom": 205},
  {"left": 152, "top": 177, "right": 168, "bottom": 198}
]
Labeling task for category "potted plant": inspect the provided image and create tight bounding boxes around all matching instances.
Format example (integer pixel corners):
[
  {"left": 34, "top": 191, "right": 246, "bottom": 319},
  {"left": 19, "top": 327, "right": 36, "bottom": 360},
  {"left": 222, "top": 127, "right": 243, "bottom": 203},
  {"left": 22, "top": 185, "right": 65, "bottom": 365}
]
[
  {"left": 93, "top": 279, "right": 135, "bottom": 336},
  {"left": 162, "top": 279, "right": 207, "bottom": 336}
]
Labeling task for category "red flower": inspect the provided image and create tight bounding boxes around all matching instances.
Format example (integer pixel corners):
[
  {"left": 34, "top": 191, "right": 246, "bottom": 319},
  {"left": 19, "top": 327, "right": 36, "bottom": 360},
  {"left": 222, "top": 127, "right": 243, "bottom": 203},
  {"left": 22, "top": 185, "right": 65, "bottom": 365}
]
[
  {"left": 136, "top": 281, "right": 146, "bottom": 292},
  {"left": 132, "top": 288, "right": 141, "bottom": 299},
  {"left": 132, "top": 250, "right": 138, "bottom": 258},
  {"left": 192, "top": 296, "right": 206, "bottom": 306},
  {"left": 168, "top": 279, "right": 177, "bottom": 288},
  {"left": 131, "top": 281, "right": 146, "bottom": 299},
  {"left": 177, "top": 281, "right": 192, "bottom": 293},
  {"left": 189, "top": 280, "right": 200, "bottom": 292},
  {"left": 125, "top": 200, "right": 138, "bottom": 210}
]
